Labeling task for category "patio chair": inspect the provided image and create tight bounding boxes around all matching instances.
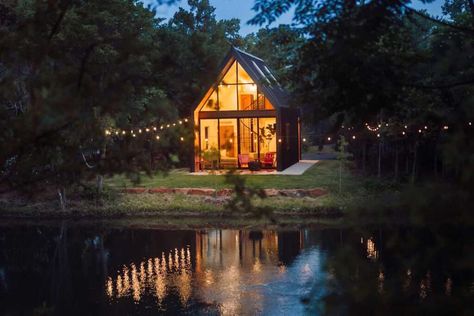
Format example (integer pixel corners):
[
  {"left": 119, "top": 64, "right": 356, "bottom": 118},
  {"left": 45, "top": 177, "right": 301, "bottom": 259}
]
[
  {"left": 262, "top": 152, "right": 276, "bottom": 168},
  {"left": 238, "top": 154, "right": 249, "bottom": 168}
]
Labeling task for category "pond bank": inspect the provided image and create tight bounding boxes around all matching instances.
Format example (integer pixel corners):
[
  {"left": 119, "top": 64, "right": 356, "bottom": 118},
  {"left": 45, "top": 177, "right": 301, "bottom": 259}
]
[{"left": 0, "top": 192, "right": 343, "bottom": 220}]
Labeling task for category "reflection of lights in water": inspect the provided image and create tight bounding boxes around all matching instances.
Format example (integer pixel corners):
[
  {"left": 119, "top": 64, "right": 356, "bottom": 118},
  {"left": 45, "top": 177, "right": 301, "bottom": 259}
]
[
  {"left": 105, "top": 246, "right": 192, "bottom": 305},
  {"left": 366, "top": 238, "right": 378, "bottom": 260},
  {"left": 403, "top": 269, "right": 412, "bottom": 291},
  {"left": 419, "top": 271, "right": 431, "bottom": 300},
  {"left": 378, "top": 270, "right": 384, "bottom": 294},
  {"left": 445, "top": 277, "right": 452, "bottom": 296},
  {"left": 204, "top": 269, "right": 214, "bottom": 285},
  {"left": 106, "top": 277, "right": 113, "bottom": 297},
  {"left": 252, "top": 258, "right": 262, "bottom": 273}
]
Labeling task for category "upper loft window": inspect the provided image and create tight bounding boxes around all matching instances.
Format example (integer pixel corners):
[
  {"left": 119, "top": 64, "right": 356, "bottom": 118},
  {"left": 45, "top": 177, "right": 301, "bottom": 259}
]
[{"left": 197, "top": 59, "right": 276, "bottom": 113}]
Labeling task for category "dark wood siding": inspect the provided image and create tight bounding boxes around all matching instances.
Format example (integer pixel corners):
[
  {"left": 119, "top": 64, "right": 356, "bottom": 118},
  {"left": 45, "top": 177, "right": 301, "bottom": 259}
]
[{"left": 277, "top": 107, "right": 300, "bottom": 171}]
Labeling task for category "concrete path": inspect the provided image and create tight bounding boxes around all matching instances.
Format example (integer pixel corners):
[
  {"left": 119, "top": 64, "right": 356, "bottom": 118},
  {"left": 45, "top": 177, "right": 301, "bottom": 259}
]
[
  {"left": 191, "top": 160, "right": 319, "bottom": 176},
  {"left": 277, "top": 160, "right": 318, "bottom": 175}
]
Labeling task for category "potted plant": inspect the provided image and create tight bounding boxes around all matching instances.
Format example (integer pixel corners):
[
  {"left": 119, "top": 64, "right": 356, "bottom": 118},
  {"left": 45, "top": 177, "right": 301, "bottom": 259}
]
[{"left": 202, "top": 147, "right": 219, "bottom": 169}]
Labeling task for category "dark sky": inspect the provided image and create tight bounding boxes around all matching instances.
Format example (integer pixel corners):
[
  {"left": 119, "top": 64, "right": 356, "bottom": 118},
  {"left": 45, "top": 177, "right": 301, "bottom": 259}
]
[{"left": 148, "top": 0, "right": 445, "bottom": 35}]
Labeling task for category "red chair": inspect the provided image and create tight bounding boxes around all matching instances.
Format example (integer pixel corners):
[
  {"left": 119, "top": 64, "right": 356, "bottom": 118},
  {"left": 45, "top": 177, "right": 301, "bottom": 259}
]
[
  {"left": 238, "top": 154, "right": 249, "bottom": 168},
  {"left": 262, "top": 152, "right": 276, "bottom": 168}
]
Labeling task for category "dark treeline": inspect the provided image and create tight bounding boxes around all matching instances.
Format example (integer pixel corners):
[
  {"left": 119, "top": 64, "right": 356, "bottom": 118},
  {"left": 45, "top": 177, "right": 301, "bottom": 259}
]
[
  {"left": 251, "top": 0, "right": 473, "bottom": 187},
  {"left": 0, "top": 0, "right": 472, "bottom": 195},
  {"left": 0, "top": 0, "right": 300, "bottom": 195}
]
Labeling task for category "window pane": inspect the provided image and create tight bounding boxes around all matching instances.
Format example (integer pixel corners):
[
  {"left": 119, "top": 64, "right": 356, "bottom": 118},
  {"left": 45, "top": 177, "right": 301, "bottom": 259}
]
[
  {"left": 200, "top": 119, "right": 219, "bottom": 169},
  {"left": 237, "top": 62, "right": 253, "bottom": 84},
  {"left": 201, "top": 89, "right": 218, "bottom": 112},
  {"left": 221, "top": 61, "right": 237, "bottom": 85},
  {"left": 239, "top": 118, "right": 259, "bottom": 161},
  {"left": 238, "top": 84, "right": 258, "bottom": 110},
  {"left": 219, "top": 119, "right": 237, "bottom": 168},
  {"left": 218, "top": 84, "right": 237, "bottom": 111},
  {"left": 258, "top": 117, "right": 277, "bottom": 167}
]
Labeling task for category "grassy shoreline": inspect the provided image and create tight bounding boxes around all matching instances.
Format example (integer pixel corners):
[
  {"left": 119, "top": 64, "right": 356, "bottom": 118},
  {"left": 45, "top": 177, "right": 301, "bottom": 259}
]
[{"left": 0, "top": 161, "right": 396, "bottom": 221}]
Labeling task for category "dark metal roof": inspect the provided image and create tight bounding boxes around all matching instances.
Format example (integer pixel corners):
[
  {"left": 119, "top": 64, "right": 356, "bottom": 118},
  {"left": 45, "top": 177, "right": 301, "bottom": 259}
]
[{"left": 231, "top": 47, "right": 290, "bottom": 109}]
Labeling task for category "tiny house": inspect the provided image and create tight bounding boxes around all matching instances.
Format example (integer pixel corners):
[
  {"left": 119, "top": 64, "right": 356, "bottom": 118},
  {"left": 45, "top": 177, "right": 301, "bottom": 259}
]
[{"left": 193, "top": 47, "right": 301, "bottom": 171}]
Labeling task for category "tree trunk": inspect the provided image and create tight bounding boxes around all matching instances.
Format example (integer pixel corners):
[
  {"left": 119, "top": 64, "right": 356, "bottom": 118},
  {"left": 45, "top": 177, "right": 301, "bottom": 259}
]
[
  {"left": 57, "top": 187, "right": 67, "bottom": 211},
  {"left": 96, "top": 175, "right": 104, "bottom": 195},
  {"left": 362, "top": 141, "right": 367, "bottom": 175},
  {"left": 411, "top": 140, "right": 418, "bottom": 184},
  {"left": 377, "top": 140, "right": 382, "bottom": 178},
  {"left": 339, "top": 161, "right": 342, "bottom": 193},
  {"left": 394, "top": 142, "right": 399, "bottom": 180}
]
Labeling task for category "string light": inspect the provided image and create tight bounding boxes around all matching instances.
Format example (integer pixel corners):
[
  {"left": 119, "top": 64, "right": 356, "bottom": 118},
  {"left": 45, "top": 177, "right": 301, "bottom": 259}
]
[
  {"left": 352, "top": 135, "right": 356, "bottom": 140},
  {"left": 303, "top": 138, "right": 307, "bottom": 142},
  {"left": 180, "top": 137, "right": 184, "bottom": 141},
  {"left": 377, "top": 133, "right": 380, "bottom": 138},
  {"left": 443, "top": 125, "right": 449, "bottom": 130},
  {"left": 145, "top": 128, "right": 150, "bottom": 132},
  {"left": 327, "top": 137, "right": 331, "bottom": 141},
  {"left": 402, "top": 131, "right": 406, "bottom": 135},
  {"left": 278, "top": 139, "right": 282, "bottom": 143},
  {"left": 156, "top": 135, "right": 160, "bottom": 140}
]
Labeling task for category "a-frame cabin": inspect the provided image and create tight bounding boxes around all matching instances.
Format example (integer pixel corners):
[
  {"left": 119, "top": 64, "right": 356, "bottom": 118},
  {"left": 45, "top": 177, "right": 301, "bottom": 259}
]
[{"left": 193, "top": 47, "right": 301, "bottom": 172}]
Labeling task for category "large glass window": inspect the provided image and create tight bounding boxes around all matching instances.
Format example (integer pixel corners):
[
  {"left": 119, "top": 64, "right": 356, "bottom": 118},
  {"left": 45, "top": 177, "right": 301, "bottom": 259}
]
[
  {"left": 239, "top": 118, "right": 259, "bottom": 161},
  {"left": 219, "top": 119, "right": 237, "bottom": 167},
  {"left": 238, "top": 84, "right": 258, "bottom": 110},
  {"left": 201, "top": 89, "right": 218, "bottom": 112},
  {"left": 237, "top": 62, "right": 253, "bottom": 84},
  {"left": 258, "top": 117, "right": 277, "bottom": 167},
  {"left": 200, "top": 119, "right": 219, "bottom": 169}
]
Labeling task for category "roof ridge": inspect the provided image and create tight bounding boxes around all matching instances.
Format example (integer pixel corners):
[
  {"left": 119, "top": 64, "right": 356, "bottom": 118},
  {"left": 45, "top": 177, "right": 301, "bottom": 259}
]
[{"left": 232, "top": 46, "right": 264, "bottom": 62}]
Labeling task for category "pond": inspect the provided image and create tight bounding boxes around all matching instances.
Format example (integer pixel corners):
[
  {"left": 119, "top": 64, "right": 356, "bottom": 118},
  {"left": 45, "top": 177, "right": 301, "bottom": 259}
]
[{"left": 0, "top": 221, "right": 472, "bottom": 315}]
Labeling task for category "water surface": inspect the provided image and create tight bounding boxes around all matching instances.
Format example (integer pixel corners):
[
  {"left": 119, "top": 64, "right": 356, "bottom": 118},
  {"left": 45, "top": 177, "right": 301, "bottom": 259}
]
[{"left": 0, "top": 222, "right": 472, "bottom": 315}]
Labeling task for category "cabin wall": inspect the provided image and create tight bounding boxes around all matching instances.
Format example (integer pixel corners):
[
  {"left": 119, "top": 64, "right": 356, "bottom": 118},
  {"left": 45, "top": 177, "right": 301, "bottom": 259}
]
[{"left": 277, "top": 108, "right": 300, "bottom": 171}]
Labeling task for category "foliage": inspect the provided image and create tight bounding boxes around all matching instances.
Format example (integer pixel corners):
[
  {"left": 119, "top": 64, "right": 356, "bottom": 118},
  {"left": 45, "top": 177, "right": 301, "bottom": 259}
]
[
  {"left": 250, "top": 0, "right": 474, "bottom": 186},
  {"left": 224, "top": 170, "right": 273, "bottom": 220}
]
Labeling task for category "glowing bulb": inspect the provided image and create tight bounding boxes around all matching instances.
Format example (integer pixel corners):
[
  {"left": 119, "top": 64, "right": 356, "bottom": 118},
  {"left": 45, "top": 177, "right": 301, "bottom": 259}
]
[
  {"left": 145, "top": 128, "right": 150, "bottom": 132},
  {"left": 402, "top": 131, "right": 406, "bottom": 135},
  {"left": 160, "top": 126, "right": 164, "bottom": 130},
  {"left": 418, "top": 129, "right": 422, "bottom": 133},
  {"left": 385, "top": 123, "right": 388, "bottom": 127},
  {"left": 115, "top": 131, "right": 119, "bottom": 135},
  {"left": 404, "top": 125, "right": 408, "bottom": 129},
  {"left": 327, "top": 137, "right": 331, "bottom": 141},
  {"left": 173, "top": 123, "right": 176, "bottom": 126},
  {"left": 352, "top": 135, "right": 356, "bottom": 139},
  {"left": 205, "top": 138, "right": 208, "bottom": 142},
  {"left": 153, "top": 127, "right": 157, "bottom": 131},
  {"left": 278, "top": 139, "right": 282, "bottom": 143},
  {"left": 122, "top": 131, "right": 126, "bottom": 135},
  {"left": 167, "top": 124, "right": 170, "bottom": 128},
  {"left": 138, "top": 129, "right": 142, "bottom": 133},
  {"left": 377, "top": 133, "right": 380, "bottom": 137},
  {"left": 156, "top": 135, "right": 160, "bottom": 140},
  {"left": 180, "top": 137, "right": 184, "bottom": 141},
  {"left": 179, "top": 121, "right": 182, "bottom": 124},
  {"left": 184, "top": 118, "right": 188, "bottom": 122},
  {"left": 229, "top": 139, "right": 233, "bottom": 143},
  {"left": 424, "top": 126, "right": 427, "bottom": 130},
  {"left": 303, "top": 138, "right": 306, "bottom": 142},
  {"left": 132, "top": 134, "right": 136, "bottom": 137},
  {"left": 443, "top": 125, "right": 449, "bottom": 130},
  {"left": 105, "top": 130, "right": 110, "bottom": 135}
]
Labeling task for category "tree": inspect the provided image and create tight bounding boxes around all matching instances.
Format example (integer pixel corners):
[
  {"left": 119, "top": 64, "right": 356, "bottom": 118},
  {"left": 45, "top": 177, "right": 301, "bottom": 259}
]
[{"left": 0, "top": 0, "right": 180, "bottom": 197}]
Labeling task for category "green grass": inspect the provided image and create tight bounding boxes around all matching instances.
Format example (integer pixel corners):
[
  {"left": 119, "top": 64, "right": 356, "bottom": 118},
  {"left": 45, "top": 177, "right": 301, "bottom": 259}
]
[{"left": 107, "top": 160, "right": 360, "bottom": 191}]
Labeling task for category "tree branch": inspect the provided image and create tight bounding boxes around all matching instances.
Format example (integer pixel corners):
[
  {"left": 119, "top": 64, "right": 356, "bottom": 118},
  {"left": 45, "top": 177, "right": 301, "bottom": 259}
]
[{"left": 404, "top": 4, "right": 474, "bottom": 35}]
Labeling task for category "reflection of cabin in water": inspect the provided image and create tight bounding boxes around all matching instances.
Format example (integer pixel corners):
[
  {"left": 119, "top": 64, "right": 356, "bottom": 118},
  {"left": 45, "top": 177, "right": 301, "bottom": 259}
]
[{"left": 193, "top": 47, "right": 301, "bottom": 171}]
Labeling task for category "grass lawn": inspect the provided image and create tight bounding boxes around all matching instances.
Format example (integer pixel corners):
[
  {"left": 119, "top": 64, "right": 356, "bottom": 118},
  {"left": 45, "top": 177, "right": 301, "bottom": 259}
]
[{"left": 107, "top": 160, "right": 361, "bottom": 191}]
